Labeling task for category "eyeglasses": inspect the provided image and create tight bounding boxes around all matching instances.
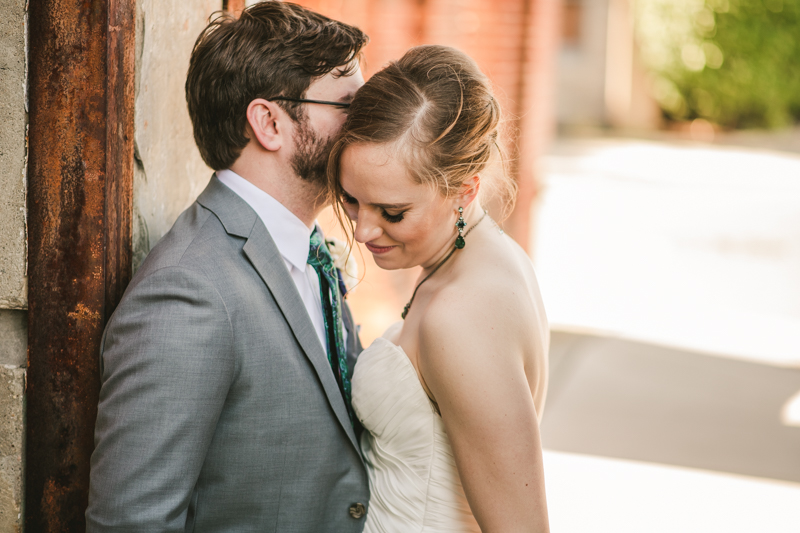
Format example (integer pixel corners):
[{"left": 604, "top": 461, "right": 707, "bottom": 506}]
[{"left": 268, "top": 96, "right": 351, "bottom": 109}]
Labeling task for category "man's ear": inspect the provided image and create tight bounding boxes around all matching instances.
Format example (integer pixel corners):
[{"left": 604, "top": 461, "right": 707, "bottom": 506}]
[
  {"left": 246, "top": 98, "right": 285, "bottom": 152},
  {"left": 456, "top": 175, "right": 481, "bottom": 207}
]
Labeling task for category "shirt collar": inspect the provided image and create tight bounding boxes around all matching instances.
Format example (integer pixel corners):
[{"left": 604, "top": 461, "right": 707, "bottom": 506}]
[{"left": 216, "top": 169, "right": 312, "bottom": 271}]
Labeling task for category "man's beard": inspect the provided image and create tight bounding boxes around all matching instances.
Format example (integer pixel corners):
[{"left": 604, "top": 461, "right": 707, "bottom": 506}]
[{"left": 290, "top": 117, "right": 335, "bottom": 188}]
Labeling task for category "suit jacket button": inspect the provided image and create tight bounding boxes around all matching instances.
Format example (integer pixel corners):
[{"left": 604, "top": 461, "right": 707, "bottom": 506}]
[{"left": 349, "top": 503, "right": 366, "bottom": 519}]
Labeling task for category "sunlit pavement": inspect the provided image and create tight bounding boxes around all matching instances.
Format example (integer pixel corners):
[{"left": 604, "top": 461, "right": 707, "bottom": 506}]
[
  {"left": 534, "top": 137, "right": 800, "bottom": 366},
  {"left": 544, "top": 450, "right": 800, "bottom": 533},
  {"left": 535, "top": 137, "right": 800, "bottom": 530}
]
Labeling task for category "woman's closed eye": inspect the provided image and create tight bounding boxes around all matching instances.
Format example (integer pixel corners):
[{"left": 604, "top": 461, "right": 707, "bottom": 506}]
[
  {"left": 342, "top": 192, "right": 358, "bottom": 205},
  {"left": 381, "top": 209, "right": 405, "bottom": 223},
  {"left": 342, "top": 192, "right": 405, "bottom": 223}
]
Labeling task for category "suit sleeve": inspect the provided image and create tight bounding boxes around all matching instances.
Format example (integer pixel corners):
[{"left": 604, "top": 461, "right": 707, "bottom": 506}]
[{"left": 86, "top": 266, "right": 235, "bottom": 532}]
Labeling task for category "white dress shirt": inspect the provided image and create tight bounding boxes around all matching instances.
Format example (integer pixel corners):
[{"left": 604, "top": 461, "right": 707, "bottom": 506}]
[{"left": 217, "top": 169, "right": 330, "bottom": 351}]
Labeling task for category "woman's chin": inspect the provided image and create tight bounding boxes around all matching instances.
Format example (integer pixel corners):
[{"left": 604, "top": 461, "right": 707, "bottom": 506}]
[
  {"left": 371, "top": 254, "right": 404, "bottom": 271},
  {"left": 370, "top": 250, "right": 418, "bottom": 271}
]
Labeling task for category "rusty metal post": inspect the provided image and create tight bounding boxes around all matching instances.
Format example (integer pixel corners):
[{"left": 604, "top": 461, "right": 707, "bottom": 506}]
[{"left": 26, "top": 0, "right": 135, "bottom": 529}]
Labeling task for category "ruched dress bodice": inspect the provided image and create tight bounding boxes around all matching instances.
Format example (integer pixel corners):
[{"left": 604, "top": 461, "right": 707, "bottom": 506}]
[{"left": 351, "top": 324, "right": 481, "bottom": 533}]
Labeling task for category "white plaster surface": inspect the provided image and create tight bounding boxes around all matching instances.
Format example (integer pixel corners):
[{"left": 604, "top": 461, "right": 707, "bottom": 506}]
[
  {"left": 0, "top": 0, "right": 28, "bottom": 309},
  {"left": 133, "top": 0, "right": 217, "bottom": 272}
]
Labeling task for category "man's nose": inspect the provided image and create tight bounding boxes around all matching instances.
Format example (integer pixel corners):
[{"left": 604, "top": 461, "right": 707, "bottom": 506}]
[{"left": 353, "top": 210, "right": 383, "bottom": 243}]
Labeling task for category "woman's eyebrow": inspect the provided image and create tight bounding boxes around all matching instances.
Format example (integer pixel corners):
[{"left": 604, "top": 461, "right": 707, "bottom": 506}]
[
  {"left": 373, "top": 202, "right": 411, "bottom": 209},
  {"left": 340, "top": 189, "right": 410, "bottom": 209}
]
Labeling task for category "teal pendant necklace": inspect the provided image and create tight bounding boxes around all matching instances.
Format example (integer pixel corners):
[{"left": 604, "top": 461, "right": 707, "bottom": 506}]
[{"left": 401, "top": 209, "right": 488, "bottom": 320}]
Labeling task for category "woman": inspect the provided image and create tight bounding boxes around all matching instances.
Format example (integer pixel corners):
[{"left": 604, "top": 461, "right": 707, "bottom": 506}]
[{"left": 328, "top": 45, "right": 550, "bottom": 532}]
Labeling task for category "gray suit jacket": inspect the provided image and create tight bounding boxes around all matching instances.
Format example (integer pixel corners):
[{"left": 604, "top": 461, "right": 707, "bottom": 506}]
[{"left": 87, "top": 176, "right": 369, "bottom": 532}]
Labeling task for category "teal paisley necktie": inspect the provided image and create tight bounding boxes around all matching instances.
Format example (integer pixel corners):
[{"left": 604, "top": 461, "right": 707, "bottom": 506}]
[{"left": 307, "top": 228, "right": 353, "bottom": 425}]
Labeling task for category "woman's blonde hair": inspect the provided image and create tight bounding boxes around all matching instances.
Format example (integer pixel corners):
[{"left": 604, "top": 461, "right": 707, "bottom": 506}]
[{"left": 327, "top": 45, "right": 516, "bottom": 223}]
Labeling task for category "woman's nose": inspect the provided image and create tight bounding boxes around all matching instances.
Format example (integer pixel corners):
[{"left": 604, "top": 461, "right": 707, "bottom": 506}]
[{"left": 353, "top": 210, "right": 383, "bottom": 243}]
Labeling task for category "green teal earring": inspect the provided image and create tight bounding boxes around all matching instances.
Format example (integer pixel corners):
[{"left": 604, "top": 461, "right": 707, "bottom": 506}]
[{"left": 455, "top": 207, "right": 466, "bottom": 249}]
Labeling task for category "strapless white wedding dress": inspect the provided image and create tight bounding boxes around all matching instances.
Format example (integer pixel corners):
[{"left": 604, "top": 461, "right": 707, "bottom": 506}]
[{"left": 351, "top": 323, "right": 481, "bottom": 532}]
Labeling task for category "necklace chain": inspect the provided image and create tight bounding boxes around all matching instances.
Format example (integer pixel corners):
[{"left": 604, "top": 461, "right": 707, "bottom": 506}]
[{"left": 401, "top": 210, "right": 489, "bottom": 319}]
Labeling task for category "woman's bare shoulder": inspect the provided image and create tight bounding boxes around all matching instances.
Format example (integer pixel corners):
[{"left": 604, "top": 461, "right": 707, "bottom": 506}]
[
  {"left": 420, "top": 264, "right": 540, "bottom": 360},
  {"left": 420, "top": 235, "right": 548, "bottom": 370}
]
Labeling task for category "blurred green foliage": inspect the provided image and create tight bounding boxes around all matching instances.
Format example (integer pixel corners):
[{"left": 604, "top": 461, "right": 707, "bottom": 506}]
[{"left": 635, "top": 0, "right": 800, "bottom": 128}]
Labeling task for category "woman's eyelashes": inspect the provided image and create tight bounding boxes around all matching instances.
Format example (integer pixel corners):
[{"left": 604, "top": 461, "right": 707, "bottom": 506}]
[
  {"left": 342, "top": 192, "right": 405, "bottom": 223},
  {"left": 381, "top": 210, "right": 405, "bottom": 223}
]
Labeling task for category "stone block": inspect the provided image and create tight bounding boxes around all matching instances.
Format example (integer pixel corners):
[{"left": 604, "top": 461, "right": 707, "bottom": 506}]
[
  {"left": 0, "top": 311, "right": 26, "bottom": 368},
  {"left": 0, "top": 366, "right": 24, "bottom": 532}
]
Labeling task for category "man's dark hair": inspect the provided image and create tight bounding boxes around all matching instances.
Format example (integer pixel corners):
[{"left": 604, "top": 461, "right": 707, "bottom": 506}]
[{"left": 186, "top": 1, "right": 368, "bottom": 170}]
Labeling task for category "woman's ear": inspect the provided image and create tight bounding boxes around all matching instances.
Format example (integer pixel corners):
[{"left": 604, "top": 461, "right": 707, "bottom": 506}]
[
  {"left": 456, "top": 175, "right": 481, "bottom": 208},
  {"left": 246, "top": 98, "right": 284, "bottom": 152}
]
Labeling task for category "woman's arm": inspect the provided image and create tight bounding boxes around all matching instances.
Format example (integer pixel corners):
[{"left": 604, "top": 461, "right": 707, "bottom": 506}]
[{"left": 418, "top": 291, "right": 550, "bottom": 533}]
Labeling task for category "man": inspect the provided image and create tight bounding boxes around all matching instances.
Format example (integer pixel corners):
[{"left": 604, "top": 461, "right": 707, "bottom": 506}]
[{"left": 86, "top": 3, "right": 369, "bottom": 531}]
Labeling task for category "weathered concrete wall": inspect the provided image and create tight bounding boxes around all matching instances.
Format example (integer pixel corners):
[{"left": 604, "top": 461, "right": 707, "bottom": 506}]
[
  {"left": 0, "top": 0, "right": 28, "bottom": 310},
  {"left": 133, "top": 0, "right": 217, "bottom": 271},
  {"left": 0, "top": 0, "right": 27, "bottom": 529}
]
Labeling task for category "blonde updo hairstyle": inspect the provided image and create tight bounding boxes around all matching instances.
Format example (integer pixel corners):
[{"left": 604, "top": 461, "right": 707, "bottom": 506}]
[{"left": 327, "top": 45, "right": 516, "bottom": 228}]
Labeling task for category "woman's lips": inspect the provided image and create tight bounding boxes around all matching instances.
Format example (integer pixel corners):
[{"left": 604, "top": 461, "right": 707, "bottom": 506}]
[{"left": 365, "top": 242, "right": 395, "bottom": 255}]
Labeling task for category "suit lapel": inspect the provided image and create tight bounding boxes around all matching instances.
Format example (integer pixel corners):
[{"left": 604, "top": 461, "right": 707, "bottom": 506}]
[{"left": 198, "top": 176, "right": 360, "bottom": 452}]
